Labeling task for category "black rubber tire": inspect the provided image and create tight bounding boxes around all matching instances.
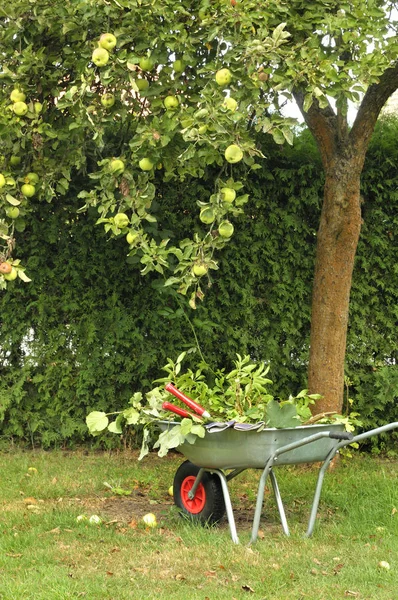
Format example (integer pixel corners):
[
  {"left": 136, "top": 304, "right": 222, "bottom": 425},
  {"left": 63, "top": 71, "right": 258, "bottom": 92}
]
[{"left": 173, "top": 460, "right": 226, "bottom": 524}]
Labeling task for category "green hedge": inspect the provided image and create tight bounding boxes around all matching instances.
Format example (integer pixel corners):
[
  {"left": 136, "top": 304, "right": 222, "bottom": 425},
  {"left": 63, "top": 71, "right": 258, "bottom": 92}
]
[{"left": 1, "top": 122, "right": 397, "bottom": 450}]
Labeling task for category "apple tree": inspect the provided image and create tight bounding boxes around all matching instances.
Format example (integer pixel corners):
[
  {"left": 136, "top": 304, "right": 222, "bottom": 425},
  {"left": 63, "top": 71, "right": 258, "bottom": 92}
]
[{"left": 1, "top": 0, "right": 397, "bottom": 414}]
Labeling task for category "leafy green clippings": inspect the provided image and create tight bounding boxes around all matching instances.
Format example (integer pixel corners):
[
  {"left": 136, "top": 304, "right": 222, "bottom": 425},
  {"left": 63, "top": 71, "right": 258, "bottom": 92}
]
[
  {"left": 265, "top": 400, "right": 300, "bottom": 428},
  {"left": 86, "top": 354, "right": 357, "bottom": 459}
]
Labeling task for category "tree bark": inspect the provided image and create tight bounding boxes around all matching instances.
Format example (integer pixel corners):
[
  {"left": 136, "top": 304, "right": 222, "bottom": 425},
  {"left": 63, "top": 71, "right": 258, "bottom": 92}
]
[
  {"left": 307, "top": 158, "right": 363, "bottom": 413},
  {"left": 294, "top": 60, "right": 398, "bottom": 413}
]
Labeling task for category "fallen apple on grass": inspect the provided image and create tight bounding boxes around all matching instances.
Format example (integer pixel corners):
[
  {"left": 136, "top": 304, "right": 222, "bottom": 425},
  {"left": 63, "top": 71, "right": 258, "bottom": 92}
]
[
  {"left": 142, "top": 513, "right": 157, "bottom": 527},
  {"left": 88, "top": 515, "right": 102, "bottom": 525}
]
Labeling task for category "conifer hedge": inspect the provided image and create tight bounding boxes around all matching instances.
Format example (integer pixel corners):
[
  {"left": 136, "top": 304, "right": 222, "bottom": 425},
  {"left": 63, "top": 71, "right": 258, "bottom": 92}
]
[{"left": 1, "top": 122, "right": 397, "bottom": 450}]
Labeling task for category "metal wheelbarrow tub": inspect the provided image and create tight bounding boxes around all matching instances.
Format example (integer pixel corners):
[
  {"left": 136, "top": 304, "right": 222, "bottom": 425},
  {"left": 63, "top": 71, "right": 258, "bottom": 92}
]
[
  {"left": 158, "top": 420, "right": 398, "bottom": 544},
  {"left": 158, "top": 421, "right": 346, "bottom": 469}
]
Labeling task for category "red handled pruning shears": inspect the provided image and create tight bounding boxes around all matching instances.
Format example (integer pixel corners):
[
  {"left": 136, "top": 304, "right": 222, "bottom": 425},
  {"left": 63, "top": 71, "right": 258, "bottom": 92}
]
[{"left": 162, "top": 383, "right": 211, "bottom": 419}]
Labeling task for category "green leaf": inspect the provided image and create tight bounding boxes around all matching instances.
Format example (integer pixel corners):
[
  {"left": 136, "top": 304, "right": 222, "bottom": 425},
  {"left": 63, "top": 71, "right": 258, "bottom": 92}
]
[
  {"left": 6, "top": 194, "right": 21, "bottom": 206},
  {"left": 303, "top": 93, "right": 313, "bottom": 113},
  {"left": 108, "top": 419, "right": 123, "bottom": 434},
  {"left": 86, "top": 411, "right": 109, "bottom": 434},
  {"left": 266, "top": 400, "right": 300, "bottom": 429}
]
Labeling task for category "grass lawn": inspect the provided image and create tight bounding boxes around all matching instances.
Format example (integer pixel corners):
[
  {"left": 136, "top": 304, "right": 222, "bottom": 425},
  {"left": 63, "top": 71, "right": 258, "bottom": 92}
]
[{"left": 0, "top": 449, "right": 397, "bottom": 599}]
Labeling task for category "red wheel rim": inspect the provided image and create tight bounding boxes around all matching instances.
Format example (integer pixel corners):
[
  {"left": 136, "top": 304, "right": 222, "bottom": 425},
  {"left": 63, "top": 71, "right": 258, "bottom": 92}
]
[{"left": 180, "top": 476, "right": 206, "bottom": 514}]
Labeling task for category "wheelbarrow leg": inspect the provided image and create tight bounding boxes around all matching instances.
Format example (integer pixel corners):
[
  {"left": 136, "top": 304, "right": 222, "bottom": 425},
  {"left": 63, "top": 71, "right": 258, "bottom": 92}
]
[
  {"left": 209, "top": 469, "right": 240, "bottom": 544},
  {"left": 269, "top": 469, "right": 290, "bottom": 536},
  {"left": 250, "top": 458, "right": 273, "bottom": 544},
  {"left": 305, "top": 448, "right": 337, "bottom": 537}
]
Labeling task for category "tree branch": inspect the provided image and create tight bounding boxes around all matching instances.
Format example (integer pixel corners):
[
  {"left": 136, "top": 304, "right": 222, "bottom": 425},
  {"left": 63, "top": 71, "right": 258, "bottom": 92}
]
[
  {"left": 350, "top": 60, "right": 398, "bottom": 155},
  {"left": 293, "top": 91, "right": 338, "bottom": 169}
]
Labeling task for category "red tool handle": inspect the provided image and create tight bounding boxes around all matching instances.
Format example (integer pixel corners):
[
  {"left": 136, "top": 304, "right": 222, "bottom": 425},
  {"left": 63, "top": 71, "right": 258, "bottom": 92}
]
[
  {"left": 162, "top": 401, "right": 195, "bottom": 419},
  {"left": 165, "top": 383, "right": 210, "bottom": 418}
]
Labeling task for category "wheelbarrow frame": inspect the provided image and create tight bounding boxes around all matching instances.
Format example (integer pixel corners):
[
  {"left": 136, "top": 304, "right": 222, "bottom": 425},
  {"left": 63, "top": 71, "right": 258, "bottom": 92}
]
[{"left": 159, "top": 420, "right": 398, "bottom": 544}]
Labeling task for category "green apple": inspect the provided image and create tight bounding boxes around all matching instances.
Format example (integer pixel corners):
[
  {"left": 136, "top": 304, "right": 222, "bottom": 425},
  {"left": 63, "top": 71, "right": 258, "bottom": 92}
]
[
  {"left": 101, "top": 93, "right": 115, "bottom": 108},
  {"left": 34, "top": 102, "right": 43, "bottom": 114},
  {"left": 21, "top": 183, "right": 36, "bottom": 197},
  {"left": 215, "top": 68, "right": 232, "bottom": 86},
  {"left": 6, "top": 206, "right": 20, "bottom": 219},
  {"left": 258, "top": 71, "right": 269, "bottom": 82},
  {"left": 223, "top": 97, "right": 238, "bottom": 111},
  {"left": 114, "top": 212, "right": 129, "bottom": 228},
  {"left": 164, "top": 95, "right": 179, "bottom": 110},
  {"left": 168, "top": 485, "right": 173, "bottom": 497},
  {"left": 3, "top": 267, "right": 18, "bottom": 281},
  {"left": 10, "top": 156, "right": 21, "bottom": 167},
  {"left": 199, "top": 207, "right": 215, "bottom": 224},
  {"left": 13, "top": 101, "right": 28, "bottom": 116},
  {"left": 99, "top": 33, "right": 117, "bottom": 51},
  {"left": 173, "top": 59, "right": 185, "bottom": 72},
  {"left": 198, "top": 124, "right": 208, "bottom": 134},
  {"left": 92, "top": 47, "right": 109, "bottom": 67},
  {"left": 10, "top": 89, "right": 26, "bottom": 103},
  {"left": 136, "top": 78, "right": 149, "bottom": 91},
  {"left": 192, "top": 263, "right": 208, "bottom": 277},
  {"left": 142, "top": 513, "right": 157, "bottom": 527},
  {"left": 25, "top": 172, "right": 39, "bottom": 184},
  {"left": 139, "top": 157, "right": 154, "bottom": 171},
  {"left": 221, "top": 187, "right": 236, "bottom": 202},
  {"left": 0, "top": 173, "right": 5, "bottom": 188},
  {"left": 139, "top": 56, "right": 154, "bottom": 71},
  {"left": 88, "top": 515, "right": 102, "bottom": 525},
  {"left": 110, "top": 159, "right": 125, "bottom": 174},
  {"left": 225, "top": 144, "right": 243, "bottom": 163},
  {"left": 218, "top": 220, "right": 234, "bottom": 238},
  {"left": 126, "top": 230, "right": 139, "bottom": 245}
]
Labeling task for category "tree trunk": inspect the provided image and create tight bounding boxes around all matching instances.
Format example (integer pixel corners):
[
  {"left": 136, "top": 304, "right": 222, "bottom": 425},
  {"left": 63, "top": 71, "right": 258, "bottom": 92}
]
[
  {"left": 294, "top": 63, "right": 398, "bottom": 415},
  {"left": 308, "top": 157, "right": 363, "bottom": 413}
]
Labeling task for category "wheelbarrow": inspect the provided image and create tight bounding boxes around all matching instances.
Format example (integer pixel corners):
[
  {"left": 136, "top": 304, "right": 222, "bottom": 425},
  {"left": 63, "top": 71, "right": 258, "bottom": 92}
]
[{"left": 158, "top": 418, "right": 398, "bottom": 544}]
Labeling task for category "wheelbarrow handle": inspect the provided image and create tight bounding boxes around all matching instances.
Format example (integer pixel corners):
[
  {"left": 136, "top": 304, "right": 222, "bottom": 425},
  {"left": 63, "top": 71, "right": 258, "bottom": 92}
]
[
  {"left": 329, "top": 431, "right": 353, "bottom": 440},
  {"left": 165, "top": 383, "right": 211, "bottom": 418}
]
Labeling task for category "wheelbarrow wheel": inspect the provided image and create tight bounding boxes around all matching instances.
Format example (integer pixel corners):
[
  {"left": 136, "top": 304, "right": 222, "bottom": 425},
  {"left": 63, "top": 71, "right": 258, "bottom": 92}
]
[{"left": 173, "top": 460, "right": 225, "bottom": 524}]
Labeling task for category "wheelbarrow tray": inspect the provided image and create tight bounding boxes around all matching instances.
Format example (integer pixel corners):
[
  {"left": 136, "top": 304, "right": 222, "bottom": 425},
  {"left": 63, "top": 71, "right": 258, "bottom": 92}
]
[{"left": 158, "top": 421, "right": 345, "bottom": 469}]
